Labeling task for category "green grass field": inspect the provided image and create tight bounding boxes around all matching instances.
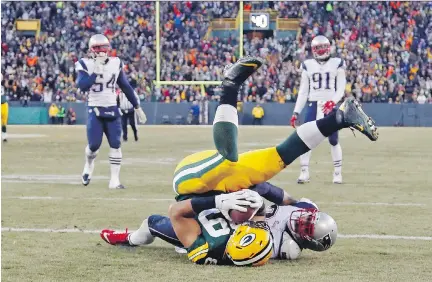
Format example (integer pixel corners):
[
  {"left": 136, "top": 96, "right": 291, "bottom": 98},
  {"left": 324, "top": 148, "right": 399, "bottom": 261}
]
[{"left": 2, "top": 125, "right": 432, "bottom": 282}]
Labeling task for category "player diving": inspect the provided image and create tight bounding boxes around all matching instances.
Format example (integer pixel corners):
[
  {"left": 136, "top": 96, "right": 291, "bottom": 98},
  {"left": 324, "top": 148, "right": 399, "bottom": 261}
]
[
  {"left": 75, "top": 34, "right": 147, "bottom": 189},
  {"left": 100, "top": 56, "right": 378, "bottom": 266},
  {"left": 101, "top": 183, "right": 338, "bottom": 264},
  {"left": 291, "top": 35, "right": 346, "bottom": 184}
]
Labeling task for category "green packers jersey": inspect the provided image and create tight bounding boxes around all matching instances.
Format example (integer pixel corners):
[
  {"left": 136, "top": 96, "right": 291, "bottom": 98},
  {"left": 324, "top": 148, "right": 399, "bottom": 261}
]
[
  {"left": 1, "top": 95, "right": 7, "bottom": 104},
  {"left": 187, "top": 208, "right": 236, "bottom": 265}
]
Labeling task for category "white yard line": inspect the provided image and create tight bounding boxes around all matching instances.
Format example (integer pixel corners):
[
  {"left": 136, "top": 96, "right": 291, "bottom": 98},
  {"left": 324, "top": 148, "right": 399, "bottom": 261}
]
[
  {"left": 3, "top": 196, "right": 426, "bottom": 207},
  {"left": 2, "top": 227, "right": 431, "bottom": 241}
]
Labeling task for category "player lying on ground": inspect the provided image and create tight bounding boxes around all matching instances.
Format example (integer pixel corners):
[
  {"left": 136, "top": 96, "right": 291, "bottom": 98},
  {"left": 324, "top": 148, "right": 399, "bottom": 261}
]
[
  {"left": 76, "top": 34, "right": 147, "bottom": 189},
  {"left": 101, "top": 182, "right": 338, "bottom": 263},
  {"left": 173, "top": 56, "right": 378, "bottom": 200}
]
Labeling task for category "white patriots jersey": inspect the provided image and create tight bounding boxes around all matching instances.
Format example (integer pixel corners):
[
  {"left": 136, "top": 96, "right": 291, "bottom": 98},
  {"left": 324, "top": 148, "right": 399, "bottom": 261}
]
[
  {"left": 266, "top": 205, "right": 299, "bottom": 259},
  {"left": 75, "top": 57, "right": 123, "bottom": 107},
  {"left": 302, "top": 57, "right": 345, "bottom": 102}
]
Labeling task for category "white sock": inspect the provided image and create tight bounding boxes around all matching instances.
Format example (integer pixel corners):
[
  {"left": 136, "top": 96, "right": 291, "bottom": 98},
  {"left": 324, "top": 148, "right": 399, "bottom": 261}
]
[
  {"left": 296, "top": 121, "right": 326, "bottom": 149},
  {"left": 2, "top": 132, "right": 7, "bottom": 140},
  {"left": 331, "top": 144, "right": 342, "bottom": 174},
  {"left": 299, "top": 151, "right": 311, "bottom": 171},
  {"left": 128, "top": 219, "right": 155, "bottom": 246},
  {"left": 213, "top": 104, "right": 238, "bottom": 127},
  {"left": 85, "top": 146, "right": 98, "bottom": 167},
  {"left": 109, "top": 148, "right": 122, "bottom": 185}
]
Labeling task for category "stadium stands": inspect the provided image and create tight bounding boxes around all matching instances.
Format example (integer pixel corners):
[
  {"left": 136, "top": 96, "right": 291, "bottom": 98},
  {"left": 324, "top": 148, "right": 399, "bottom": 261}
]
[{"left": 1, "top": 1, "right": 431, "bottom": 104}]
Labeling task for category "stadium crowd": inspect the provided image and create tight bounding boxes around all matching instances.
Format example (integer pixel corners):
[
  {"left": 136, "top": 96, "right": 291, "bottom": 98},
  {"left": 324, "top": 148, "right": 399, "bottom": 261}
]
[{"left": 1, "top": 1, "right": 431, "bottom": 104}]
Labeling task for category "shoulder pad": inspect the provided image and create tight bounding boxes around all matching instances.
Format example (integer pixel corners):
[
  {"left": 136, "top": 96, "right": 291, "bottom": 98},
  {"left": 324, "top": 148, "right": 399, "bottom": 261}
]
[
  {"left": 334, "top": 57, "right": 345, "bottom": 69},
  {"left": 75, "top": 58, "right": 92, "bottom": 73}
]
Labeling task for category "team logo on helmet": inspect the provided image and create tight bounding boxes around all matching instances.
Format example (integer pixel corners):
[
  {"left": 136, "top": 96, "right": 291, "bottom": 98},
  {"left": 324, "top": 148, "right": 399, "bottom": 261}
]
[{"left": 239, "top": 234, "right": 256, "bottom": 247}]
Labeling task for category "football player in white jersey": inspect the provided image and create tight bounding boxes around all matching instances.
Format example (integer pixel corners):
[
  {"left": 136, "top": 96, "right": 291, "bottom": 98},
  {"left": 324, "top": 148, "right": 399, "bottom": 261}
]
[
  {"left": 99, "top": 182, "right": 337, "bottom": 262},
  {"left": 290, "top": 35, "right": 346, "bottom": 184},
  {"left": 75, "top": 34, "right": 146, "bottom": 189}
]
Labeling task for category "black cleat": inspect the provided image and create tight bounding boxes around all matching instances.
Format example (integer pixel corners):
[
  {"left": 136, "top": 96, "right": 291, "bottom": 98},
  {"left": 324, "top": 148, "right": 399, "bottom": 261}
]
[
  {"left": 336, "top": 97, "right": 379, "bottom": 141},
  {"left": 223, "top": 56, "right": 265, "bottom": 86},
  {"left": 123, "top": 136, "right": 128, "bottom": 142},
  {"left": 134, "top": 135, "right": 138, "bottom": 142},
  {"left": 82, "top": 174, "right": 91, "bottom": 186}
]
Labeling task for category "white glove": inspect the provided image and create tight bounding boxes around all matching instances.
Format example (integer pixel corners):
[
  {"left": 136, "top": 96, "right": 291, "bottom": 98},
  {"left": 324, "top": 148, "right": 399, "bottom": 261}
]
[
  {"left": 135, "top": 107, "right": 147, "bottom": 124},
  {"left": 242, "top": 190, "right": 263, "bottom": 209},
  {"left": 93, "top": 59, "right": 104, "bottom": 75},
  {"left": 215, "top": 190, "right": 253, "bottom": 221}
]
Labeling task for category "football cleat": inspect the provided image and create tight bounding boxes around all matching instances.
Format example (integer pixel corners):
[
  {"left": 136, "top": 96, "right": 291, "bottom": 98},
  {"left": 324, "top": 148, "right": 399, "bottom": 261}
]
[
  {"left": 223, "top": 56, "right": 265, "bottom": 86},
  {"left": 100, "top": 229, "right": 130, "bottom": 245},
  {"left": 297, "top": 168, "right": 310, "bottom": 184},
  {"left": 81, "top": 162, "right": 94, "bottom": 186},
  {"left": 109, "top": 183, "right": 126, "bottom": 189},
  {"left": 333, "top": 171, "right": 342, "bottom": 184},
  {"left": 336, "top": 97, "right": 379, "bottom": 141}
]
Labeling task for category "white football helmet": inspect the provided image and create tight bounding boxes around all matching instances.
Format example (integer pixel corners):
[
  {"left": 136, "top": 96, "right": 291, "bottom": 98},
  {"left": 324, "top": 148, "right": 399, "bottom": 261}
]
[
  {"left": 88, "top": 34, "right": 111, "bottom": 59},
  {"left": 288, "top": 208, "right": 337, "bottom": 252},
  {"left": 311, "top": 35, "right": 331, "bottom": 61}
]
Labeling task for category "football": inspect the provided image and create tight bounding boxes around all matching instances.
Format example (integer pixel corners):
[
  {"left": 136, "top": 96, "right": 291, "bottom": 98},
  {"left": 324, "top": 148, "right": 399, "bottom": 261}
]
[{"left": 229, "top": 206, "right": 257, "bottom": 224}]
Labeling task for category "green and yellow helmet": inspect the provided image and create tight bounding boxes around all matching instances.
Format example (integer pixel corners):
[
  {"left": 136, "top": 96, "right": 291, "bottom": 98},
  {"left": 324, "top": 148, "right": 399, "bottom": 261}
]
[{"left": 225, "top": 221, "right": 273, "bottom": 267}]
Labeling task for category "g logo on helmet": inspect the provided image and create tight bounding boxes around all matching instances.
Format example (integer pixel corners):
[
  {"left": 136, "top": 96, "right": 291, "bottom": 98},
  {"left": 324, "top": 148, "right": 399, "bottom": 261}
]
[{"left": 239, "top": 234, "right": 256, "bottom": 247}]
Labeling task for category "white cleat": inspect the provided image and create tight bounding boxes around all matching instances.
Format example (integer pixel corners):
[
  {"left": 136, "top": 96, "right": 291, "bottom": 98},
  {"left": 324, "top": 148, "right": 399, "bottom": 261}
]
[
  {"left": 297, "top": 168, "right": 310, "bottom": 184},
  {"left": 333, "top": 172, "right": 343, "bottom": 184},
  {"left": 175, "top": 246, "right": 187, "bottom": 254},
  {"left": 81, "top": 162, "right": 94, "bottom": 186},
  {"left": 109, "top": 181, "right": 126, "bottom": 189}
]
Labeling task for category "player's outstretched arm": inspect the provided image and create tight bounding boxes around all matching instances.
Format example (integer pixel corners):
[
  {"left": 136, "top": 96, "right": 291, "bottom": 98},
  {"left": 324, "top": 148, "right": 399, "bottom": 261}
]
[
  {"left": 251, "top": 182, "right": 298, "bottom": 206},
  {"left": 169, "top": 192, "right": 253, "bottom": 247},
  {"left": 76, "top": 71, "right": 97, "bottom": 92},
  {"left": 333, "top": 65, "right": 347, "bottom": 103}
]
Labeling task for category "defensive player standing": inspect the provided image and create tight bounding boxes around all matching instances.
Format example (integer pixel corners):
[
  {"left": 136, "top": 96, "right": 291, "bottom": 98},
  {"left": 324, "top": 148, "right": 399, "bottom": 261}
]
[
  {"left": 76, "top": 34, "right": 146, "bottom": 189},
  {"left": 290, "top": 36, "right": 346, "bottom": 184}
]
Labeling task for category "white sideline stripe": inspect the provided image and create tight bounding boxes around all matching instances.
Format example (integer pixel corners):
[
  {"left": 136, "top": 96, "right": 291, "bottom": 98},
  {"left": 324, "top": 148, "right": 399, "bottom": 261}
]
[
  {"left": 2, "top": 227, "right": 431, "bottom": 241},
  {"left": 3, "top": 196, "right": 426, "bottom": 207}
]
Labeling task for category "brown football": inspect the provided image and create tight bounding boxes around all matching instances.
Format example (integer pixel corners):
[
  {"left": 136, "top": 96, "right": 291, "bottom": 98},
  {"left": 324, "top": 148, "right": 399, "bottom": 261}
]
[{"left": 229, "top": 206, "right": 256, "bottom": 224}]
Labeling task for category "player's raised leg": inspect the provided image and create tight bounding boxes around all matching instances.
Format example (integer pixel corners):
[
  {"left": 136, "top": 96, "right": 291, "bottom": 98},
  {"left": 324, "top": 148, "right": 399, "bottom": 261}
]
[
  {"left": 105, "top": 117, "right": 124, "bottom": 189},
  {"left": 213, "top": 56, "right": 264, "bottom": 162},
  {"left": 276, "top": 98, "right": 378, "bottom": 171},
  {"left": 1, "top": 100, "right": 8, "bottom": 142},
  {"left": 329, "top": 132, "right": 342, "bottom": 184},
  {"left": 82, "top": 110, "right": 103, "bottom": 186}
]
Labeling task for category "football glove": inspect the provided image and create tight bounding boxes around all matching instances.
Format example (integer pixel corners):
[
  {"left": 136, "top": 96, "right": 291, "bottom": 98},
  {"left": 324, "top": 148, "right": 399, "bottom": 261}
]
[
  {"left": 135, "top": 107, "right": 147, "bottom": 124},
  {"left": 322, "top": 100, "right": 336, "bottom": 115},
  {"left": 93, "top": 58, "right": 105, "bottom": 75},
  {"left": 290, "top": 112, "right": 299, "bottom": 128},
  {"left": 215, "top": 190, "right": 254, "bottom": 221}
]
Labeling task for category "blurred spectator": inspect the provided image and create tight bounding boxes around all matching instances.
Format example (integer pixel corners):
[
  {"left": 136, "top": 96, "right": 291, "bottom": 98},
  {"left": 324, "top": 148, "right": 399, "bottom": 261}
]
[
  {"left": 48, "top": 103, "right": 58, "bottom": 124},
  {"left": 57, "top": 105, "right": 65, "bottom": 124},
  {"left": 252, "top": 103, "right": 264, "bottom": 125},
  {"left": 67, "top": 108, "right": 76, "bottom": 125},
  {"left": 1, "top": 1, "right": 431, "bottom": 104},
  {"left": 189, "top": 100, "right": 200, "bottom": 125}
]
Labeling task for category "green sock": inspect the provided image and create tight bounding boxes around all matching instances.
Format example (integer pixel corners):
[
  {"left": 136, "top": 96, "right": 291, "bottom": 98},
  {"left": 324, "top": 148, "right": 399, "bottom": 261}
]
[
  {"left": 1, "top": 126, "right": 5, "bottom": 133},
  {"left": 213, "top": 121, "right": 238, "bottom": 162},
  {"left": 276, "top": 131, "right": 310, "bottom": 166}
]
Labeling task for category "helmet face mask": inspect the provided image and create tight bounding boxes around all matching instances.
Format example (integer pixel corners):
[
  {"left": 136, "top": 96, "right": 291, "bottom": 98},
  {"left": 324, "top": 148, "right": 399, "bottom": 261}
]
[
  {"left": 225, "top": 221, "right": 273, "bottom": 267},
  {"left": 88, "top": 34, "right": 111, "bottom": 59},
  {"left": 311, "top": 35, "right": 331, "bottom": 61},
  {"left": 289, "top": 209, "right": 338, "bottom": 252}
]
